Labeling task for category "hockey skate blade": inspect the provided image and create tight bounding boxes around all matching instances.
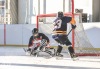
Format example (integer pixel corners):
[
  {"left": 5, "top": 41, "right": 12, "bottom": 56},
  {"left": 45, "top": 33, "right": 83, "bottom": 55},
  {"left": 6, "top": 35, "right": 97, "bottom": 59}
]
[{"left": 56, "top": 56, "right": 63, "bottom": 60}]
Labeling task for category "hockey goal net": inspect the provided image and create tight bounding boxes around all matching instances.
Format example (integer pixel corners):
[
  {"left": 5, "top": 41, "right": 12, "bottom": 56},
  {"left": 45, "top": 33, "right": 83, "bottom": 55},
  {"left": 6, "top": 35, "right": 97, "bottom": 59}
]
[{"left": 36, "top": 13, "right": 100, "bottom": 56}]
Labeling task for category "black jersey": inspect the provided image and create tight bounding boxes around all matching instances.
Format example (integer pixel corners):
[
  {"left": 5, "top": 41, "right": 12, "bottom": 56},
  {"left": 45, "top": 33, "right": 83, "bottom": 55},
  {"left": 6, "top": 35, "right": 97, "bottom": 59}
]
[
  {"left": 28, "top": 33, "right": 49, "bottom": 47},
  {"left": 53, "top": 16, "right": 72, "bottom": 31}
]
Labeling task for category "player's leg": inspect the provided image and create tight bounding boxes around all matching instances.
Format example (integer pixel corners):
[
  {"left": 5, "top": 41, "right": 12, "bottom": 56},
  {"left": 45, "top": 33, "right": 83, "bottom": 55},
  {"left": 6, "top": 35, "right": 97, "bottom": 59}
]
[
  {"left": 31, "top": 46, "right": 39, "bottom": 56},
  {"left": 39, "top": 39, "right": 47, "bottom": 51},
  {"left": 56, "top": 45, "right": 63, "bottom": 57},
  {"left": 46, "top": 47, "right": 56, "bottom": 57},
  {"left": 65, "top": 37, "right": 78, "bottom": 59},
  {"left": 52, "top": 35, "right": 64, "bottom": 57},
  {"left": 55, "top": 35, "right": 69, "bottom": 57},
  {"left": 68, "top": 46, "right": 75, "bottom": 58},
  {"left": 65, "top": 37, "right": 74, "bottom": 57},
  {"left": 68, "top": 46, "right": 78, "bottom": 60},
  {"left": 40, "top": 39, "right": 54, "bottom": 56},
  {"left": 26, "top": 43, "right": 40, "bottom": 56}
]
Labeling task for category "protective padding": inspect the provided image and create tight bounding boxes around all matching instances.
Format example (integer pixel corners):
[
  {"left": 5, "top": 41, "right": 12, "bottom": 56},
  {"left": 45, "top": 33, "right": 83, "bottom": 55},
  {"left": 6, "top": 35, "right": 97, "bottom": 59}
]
[{"left": 68, "top": 46, "right": 74, "bottom": 54}]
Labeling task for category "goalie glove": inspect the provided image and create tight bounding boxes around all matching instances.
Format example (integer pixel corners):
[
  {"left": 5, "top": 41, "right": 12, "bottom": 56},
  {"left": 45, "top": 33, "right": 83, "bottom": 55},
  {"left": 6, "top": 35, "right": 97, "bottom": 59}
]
[{"left": 72, "top": 25, "right": 76, "bottom": 29}]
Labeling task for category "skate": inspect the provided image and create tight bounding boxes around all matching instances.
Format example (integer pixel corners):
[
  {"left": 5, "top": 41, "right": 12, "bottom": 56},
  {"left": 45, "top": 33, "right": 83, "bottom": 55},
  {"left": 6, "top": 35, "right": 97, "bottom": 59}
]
[
  {"left": 71, "top": 54, "right": 79, "bottom": 61},
  {"left": 68, "top": 46, "right": 79, "bottom": 61},
  {"left": 56, "top": 53, "right": 63, "bottom": 60}
]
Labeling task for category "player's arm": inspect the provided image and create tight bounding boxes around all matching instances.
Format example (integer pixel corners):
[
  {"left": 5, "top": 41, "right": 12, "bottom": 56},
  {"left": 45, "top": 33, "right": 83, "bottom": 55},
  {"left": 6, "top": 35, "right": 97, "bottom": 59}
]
[
  {"left": 28, "top": 36, "right": 33, "bottom": 47},
  {"left": 65, "top": 16, "right": 76, "bottom": 29},
  {"left": 53, "top": 18, "right": 60, "bottom": 25},
  {"left": 70, "top": 17, "right": 76, "bottom": 29},
  {"left": 39, "top": 33, "right": 50, "bottom": 44}
]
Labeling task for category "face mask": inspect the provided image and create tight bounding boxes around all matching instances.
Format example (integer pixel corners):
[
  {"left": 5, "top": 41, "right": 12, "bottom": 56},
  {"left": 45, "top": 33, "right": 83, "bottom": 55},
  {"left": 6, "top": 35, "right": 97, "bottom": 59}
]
[{"left": 33, "top": 32, "right": 39, "bottom": 39}]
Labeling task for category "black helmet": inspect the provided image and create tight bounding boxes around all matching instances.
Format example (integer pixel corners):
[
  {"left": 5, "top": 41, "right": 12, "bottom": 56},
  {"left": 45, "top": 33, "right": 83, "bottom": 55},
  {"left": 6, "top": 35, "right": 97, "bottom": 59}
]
[
  {"left": 32, "top": 28, "right": 38, "bottom": 34},
  {"left": 57, "top": 11, "right": 64, "bottom": 18},
  {"left": 32, "top": 28, "right": 39, "bottom": 39}
]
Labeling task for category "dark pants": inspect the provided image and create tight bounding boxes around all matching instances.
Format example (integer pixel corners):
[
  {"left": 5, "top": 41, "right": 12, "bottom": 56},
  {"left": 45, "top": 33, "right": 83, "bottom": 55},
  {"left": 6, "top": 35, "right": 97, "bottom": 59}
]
[
  {"left": 52, "top": 34, "right": 71, "bottom": 45},
  {"left": 52, "top": 34, "right": 75, "bottom": 56}
]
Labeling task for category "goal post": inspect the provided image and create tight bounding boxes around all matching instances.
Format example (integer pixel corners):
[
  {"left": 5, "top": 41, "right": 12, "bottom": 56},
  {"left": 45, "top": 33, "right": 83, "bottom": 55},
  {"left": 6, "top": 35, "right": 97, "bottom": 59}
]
[{"left": 36, "top": 13, "right": 100, "bottom": 56}]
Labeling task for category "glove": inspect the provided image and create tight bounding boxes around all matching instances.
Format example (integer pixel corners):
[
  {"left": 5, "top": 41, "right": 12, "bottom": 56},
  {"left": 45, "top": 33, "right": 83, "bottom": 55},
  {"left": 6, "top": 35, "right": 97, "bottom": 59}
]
[
  {"left": 72, "top": 25, "right": 76, "bottom": 29},
  {"left": 46, "top": 43, "right": 50, "bottom": 48}
]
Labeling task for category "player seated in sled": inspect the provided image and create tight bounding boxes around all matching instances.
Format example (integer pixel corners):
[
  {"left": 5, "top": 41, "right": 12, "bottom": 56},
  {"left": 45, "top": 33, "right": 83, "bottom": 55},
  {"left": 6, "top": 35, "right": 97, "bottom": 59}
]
[{"left": 24, "top": 28, "right": 55, "bottom": 57}]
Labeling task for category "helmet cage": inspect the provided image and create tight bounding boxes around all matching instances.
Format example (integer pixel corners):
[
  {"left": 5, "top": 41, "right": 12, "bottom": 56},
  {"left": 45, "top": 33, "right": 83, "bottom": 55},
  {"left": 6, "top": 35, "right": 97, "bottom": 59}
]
[{"left": 58, "top": 11, "right": 64, "bottom": 18}]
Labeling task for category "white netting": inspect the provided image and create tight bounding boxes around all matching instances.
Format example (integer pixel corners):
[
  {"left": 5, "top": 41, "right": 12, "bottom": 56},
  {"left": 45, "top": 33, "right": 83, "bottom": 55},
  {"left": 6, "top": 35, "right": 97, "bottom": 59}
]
[
  {"left": 37, "top": 13, "right": 100, "bottom": 56},
  {"left": 74, "top": 20, "right": 100, "bottom": 56}
]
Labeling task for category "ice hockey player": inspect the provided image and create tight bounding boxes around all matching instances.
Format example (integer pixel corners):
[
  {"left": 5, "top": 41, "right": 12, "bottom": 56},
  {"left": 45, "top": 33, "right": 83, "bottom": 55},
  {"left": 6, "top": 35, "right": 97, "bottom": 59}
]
[
  {"left": 26, "top": 28, "right": 51, "bottom": 56},
  {"left": 52, "top": 11, "right": 77, "bottom": 60}
]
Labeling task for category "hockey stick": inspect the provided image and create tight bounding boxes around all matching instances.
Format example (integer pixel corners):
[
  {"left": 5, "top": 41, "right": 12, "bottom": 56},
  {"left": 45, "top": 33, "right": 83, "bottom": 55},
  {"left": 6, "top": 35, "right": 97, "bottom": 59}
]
[{"left": 67, "top": 29, "right": 73, "bottom": 37}]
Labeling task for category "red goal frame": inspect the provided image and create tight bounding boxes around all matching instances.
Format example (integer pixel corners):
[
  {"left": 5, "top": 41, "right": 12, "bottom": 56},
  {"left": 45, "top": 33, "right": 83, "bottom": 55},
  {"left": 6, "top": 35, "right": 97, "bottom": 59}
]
[{"left": 36, "top": 0, "right": 100, "bottom": 56}]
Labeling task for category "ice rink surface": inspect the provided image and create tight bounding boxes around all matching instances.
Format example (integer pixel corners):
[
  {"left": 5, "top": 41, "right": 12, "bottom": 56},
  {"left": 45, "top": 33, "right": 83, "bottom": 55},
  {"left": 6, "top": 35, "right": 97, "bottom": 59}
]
[{"left": 0, "top": 46, "right": 100, "bottom": 69}]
